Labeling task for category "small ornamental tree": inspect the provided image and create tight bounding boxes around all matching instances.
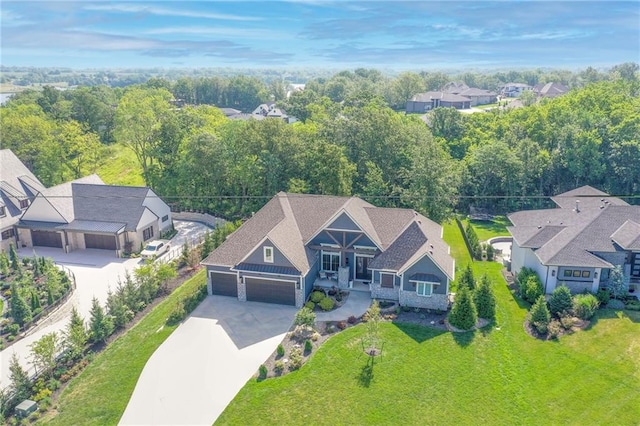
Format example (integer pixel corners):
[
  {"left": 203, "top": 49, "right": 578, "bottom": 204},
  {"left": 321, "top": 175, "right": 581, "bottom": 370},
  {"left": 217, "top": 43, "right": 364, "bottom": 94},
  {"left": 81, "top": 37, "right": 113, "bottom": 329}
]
[
  {"left": 89, "top": 297, "right": 113, "bottom": 343},
  {"left": 9, "top": 243, "right": 19, "bottom": 271},
  {"left": 0, "top": 250, "right": 9, "bottom": 276},
  {"left": 530, "top": 295, "right": 551, "bottom": 334},
  {"left": 548, "top": 285, "right": 573, "bottom": 317},
  {"left": 201, "top": 231, "right": 214, "bottom": 259},
  {"left": 485, "top": 243, "right": 495, "bottom": 261},
  {"left": 609, "top": 265, "right": 628, "bottom": 300},
  {"left": 8, "top": 353, "right": 32, "bottom": 403},
  {"left": 63, "top": 306, "right": 89, "bottom": 360},
  {"left": 523, "top": 275, "right": 544, "bottom": 304},
  {"left": 364, "top": 300, "right": 382, "bottom": 354},
  {"left": 474, "top": 275, "right": 496, "bottom": 320},
  {"left": 294, "top": 307, "right": 316, "bottom": 328},
  {"left": 10, "top": 283, "right": 32, "bottom": 327},
  {"left": 457, "top": 264, "right": 476, "bottom": 291},
  {"left": 448, "top": 285, "right": 478, "bottom": 330},
  {"left": 29, "top": 332, "right": 60, "bottom": 379}
]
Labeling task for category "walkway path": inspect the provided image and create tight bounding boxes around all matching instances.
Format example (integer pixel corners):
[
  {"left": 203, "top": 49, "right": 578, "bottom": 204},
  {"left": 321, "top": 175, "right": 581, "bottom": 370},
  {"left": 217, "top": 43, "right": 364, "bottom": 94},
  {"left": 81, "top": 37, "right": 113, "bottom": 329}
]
[{"left": 316, "top": 291, "right": 371, "bottom": 322}]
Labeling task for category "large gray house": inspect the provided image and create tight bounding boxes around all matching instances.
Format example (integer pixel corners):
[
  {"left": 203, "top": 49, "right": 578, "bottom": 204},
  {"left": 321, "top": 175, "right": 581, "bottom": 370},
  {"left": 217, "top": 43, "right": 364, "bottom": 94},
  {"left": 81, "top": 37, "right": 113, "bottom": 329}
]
[
  {"left": 508, "top": 186, "right": 640, "bottom": 295},
  {"left": 202, "top": 192, "right": 455, "bottom": 309}
]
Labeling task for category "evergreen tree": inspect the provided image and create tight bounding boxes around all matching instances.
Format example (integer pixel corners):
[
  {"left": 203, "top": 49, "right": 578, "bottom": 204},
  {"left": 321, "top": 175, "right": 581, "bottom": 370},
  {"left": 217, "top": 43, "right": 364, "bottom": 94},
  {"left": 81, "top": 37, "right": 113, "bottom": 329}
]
[
  {"left": 89, "top": 297, "right": 113, "bottom": 343},
  {"left": 8, "top": 353, "right": 32, "bottom": 402},
  {"left": 448, "top": 285, "right": 478, "bottom": 330},
  {"left": 609, "top": 265, "right": 628, "bottom": 300},
  {"left": 523, "top": 275, "right": 544, "bottom": 304},
  {"left": 457, "top": 264, "right": 476, "bottom": 290},
  {"left": 9, "top": 243, "right": 19, "bottom": 271},
  {"left": 548, "top": 285, "right": 573, "bottom": 317},
  {"left": 201, "top": 231, "right": 214, "bottom": 258},
  {"left": 63, "top": 306, "right": 88, "bottom": 360},
  {"left": 530, "top": 295, "right": 551, "bottom": 333},
  {"left": 465, "top": 224, "right": 482, "bottom": 260},
  {"left": 474, "top": 275, "right": 496, "bottom": 320},
  {"left": 30, "top": 289, "right": 41, "bottom": 311},
  {"left": 106, "top": 288, "right": 133, "bottom": 329},
  {"left": 0, "top": 250, "right": 9, "bottom": 276},
  {"left": 47, "top": 284, "right": 55, "bottom": 305},
  {"left": 10, "top": 283, "right": 32, "bottom": 326}
]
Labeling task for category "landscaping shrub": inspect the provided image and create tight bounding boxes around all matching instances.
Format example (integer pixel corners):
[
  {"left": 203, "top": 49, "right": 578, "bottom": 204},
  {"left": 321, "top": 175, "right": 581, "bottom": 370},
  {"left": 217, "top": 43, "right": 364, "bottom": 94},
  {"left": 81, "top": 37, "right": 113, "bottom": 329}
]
[
  {"left": 337, "top": 321, "right": 347, "bottom": 330},
  {"left": 596, "top": 288, "right": 611, "bottom": 305},
  {"left": 530, "top": 296, "right": 551, "bottom": 334},
  {"left": 547, "top": 320, "right": 562, "bottom": 339},
  {"left": 258, "top": 364, "right": 267, "bottom": 379},
  {"left": 523, "top": 275, "right": 544, "bottom": 304},
  {"left": 7, "top": 323, "right": 20, "bottom": 336},
  {"left": 606, "top": 299, "right": 625, "bottom": 309},
  {"left": 291, "top": 325, "right": 314, "bottom": 341},
  {"left": 304, "top": 301, "right": 315, "bottom": 311},
  {"left": 347, "top": 315, "right": 357, "bottom": 324},
  {"left": 560, "top": 315, "right": 576, "bottom": 330},
  {"left": 474, "top": 275, "right": 496, "bottom": 320},
  {"left": 310, "top": 291, "right": 325, "bottom": 303},
  {"left": 304, "top": 339, "right": 313, "bottom": 353},
  {"left": 274, "top": 360, "right": 284, "bottom": 374},
  {"left": 166, "top": 302, "right": 186, "bottom": 325},
  {"left": 465, "top": 223, "right": 482, "bottom": 260},
  {"left": 319, "top": 296, "right": 335, "bottom": 311},
  {"left": 624, "top": 300, "right": 640, "bottom": 311},
  {"left": 277, "top": 344, "right": 285, "bottom": 358},
  {"left": 448, "top": 286, "right": 477, "bottom": 330},
  {"left": 573, "top": 294, "right": 600, "bottom": 319},
  {"left": 289, "top": 347, "right": 303, "bottom": 370},
  {"left": 294, "top": 307, "right": 316, "bottom": 328},
  {"left": 548, "top": 285, "right": 573, "bottom": 317},
  {"left": 485, "top": 243, "right": 495, "bottom": 261}
]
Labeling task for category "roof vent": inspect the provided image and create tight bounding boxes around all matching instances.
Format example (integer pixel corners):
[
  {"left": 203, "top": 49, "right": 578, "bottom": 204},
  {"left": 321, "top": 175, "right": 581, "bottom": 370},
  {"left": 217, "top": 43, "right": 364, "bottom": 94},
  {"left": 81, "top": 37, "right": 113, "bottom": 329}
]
[
  {"left": 575, "top": 200, "right": 580, "bottom": 213},
  {"left": 537, "top": 225, "right": 542, "bottom": 229}
]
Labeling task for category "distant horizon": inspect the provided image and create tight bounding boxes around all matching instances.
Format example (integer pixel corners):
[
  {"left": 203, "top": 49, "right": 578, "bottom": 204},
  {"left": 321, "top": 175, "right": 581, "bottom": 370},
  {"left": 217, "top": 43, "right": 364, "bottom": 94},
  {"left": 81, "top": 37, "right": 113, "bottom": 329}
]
[{"left": 1, "top": 1, "right": 638, "bottom": 69}]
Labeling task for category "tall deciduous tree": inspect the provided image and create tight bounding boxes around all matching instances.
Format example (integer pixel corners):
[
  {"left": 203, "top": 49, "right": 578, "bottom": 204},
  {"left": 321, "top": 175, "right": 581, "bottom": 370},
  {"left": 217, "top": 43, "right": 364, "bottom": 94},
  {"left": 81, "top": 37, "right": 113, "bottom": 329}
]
[{"left": 29, "top": 332, "right": 60, "bottom": 378}]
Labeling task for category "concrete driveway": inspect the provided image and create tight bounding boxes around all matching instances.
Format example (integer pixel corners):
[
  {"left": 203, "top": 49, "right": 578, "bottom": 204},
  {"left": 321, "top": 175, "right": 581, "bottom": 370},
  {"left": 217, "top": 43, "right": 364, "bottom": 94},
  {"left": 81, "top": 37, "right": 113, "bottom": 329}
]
[{"left": 119, "top": 296, "right": 297, "bottom": 426}]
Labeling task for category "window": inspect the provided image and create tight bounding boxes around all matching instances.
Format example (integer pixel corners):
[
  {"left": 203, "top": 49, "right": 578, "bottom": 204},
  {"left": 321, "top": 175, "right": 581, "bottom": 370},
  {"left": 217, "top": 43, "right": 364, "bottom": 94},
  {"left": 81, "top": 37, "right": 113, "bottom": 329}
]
[
  {"left": 0, "top": 206, "right": 5, "bottom": 217},
  {"left": 19, "top": 199, "right": 29, "bottom": 209},
  {"left": 581, "top": 271, "right": 591, "bottom": 278},
  {"left": 264, "top": 246, "right": 274, "bottom": 263},
  {"left": 380, "top": 273, "right": 394, "bottom": 288},
  {"left": 143, "top": 226, "right": 154, "bottom": 241},
  {"left": 572, "top": 270, "right": 581, "bottom": 277},
  {"left": 321, "top": 251, "right": 340, "bottom": 271},
  {"left": 1, "top": 228, "right": 15, "bottom": 239},
  {"left": 563, "top": 269, "right": 591, "bottom": 279},
  {"left": 416, "top": 282, "right": 433, "bottom": 297},
  {"left": 563, "top": 270, "right": 572, "bottom": 278},
  {"left": 162, "top": 215, "right": 169, "bottom": 222}
]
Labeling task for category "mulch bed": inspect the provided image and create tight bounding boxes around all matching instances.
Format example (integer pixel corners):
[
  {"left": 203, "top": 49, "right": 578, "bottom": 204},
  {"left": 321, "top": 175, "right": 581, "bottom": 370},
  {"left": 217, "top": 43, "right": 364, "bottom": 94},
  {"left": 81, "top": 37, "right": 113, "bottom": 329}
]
[{"left": 524, "top": 317, "right": 590, "bottom": 340}]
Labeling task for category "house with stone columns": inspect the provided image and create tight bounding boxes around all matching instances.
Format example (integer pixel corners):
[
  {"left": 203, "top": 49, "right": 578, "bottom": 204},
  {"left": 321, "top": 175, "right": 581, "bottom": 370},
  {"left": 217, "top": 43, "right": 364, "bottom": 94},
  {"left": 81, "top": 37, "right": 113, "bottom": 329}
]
[{"left": 201, "top": 192, "right": 455, "bottom": 309}]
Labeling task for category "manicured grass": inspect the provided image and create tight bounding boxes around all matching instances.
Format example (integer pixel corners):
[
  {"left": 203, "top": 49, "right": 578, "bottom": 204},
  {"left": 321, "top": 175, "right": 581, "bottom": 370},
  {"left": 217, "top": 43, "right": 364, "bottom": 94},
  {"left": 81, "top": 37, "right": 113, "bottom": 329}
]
[
  {"left": 217, "top": 223, "right": 640, "bottom": 425},
  {"left": 467, "top": 215, "right": 511, "bottom": 241},
  {"left": 96, "top": 144, "right": 145, "bottom": 187},
  {"left": 40, "top": 270, "right": 206, "bottom": 425}
]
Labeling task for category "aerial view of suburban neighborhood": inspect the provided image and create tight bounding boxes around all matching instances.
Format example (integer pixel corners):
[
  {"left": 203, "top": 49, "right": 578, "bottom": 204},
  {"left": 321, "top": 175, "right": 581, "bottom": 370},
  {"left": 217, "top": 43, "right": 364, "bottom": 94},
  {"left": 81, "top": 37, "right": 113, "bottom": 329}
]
[{"left": 0, "top": 1, "right": 638, "bottom": 425}]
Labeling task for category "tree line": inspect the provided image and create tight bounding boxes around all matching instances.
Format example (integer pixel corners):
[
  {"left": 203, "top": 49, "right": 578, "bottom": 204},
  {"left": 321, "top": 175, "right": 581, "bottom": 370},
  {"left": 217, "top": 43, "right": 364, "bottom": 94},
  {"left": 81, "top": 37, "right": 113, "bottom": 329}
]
[{"left": 1, "top": 64, "right": 638, "bottom": 222}]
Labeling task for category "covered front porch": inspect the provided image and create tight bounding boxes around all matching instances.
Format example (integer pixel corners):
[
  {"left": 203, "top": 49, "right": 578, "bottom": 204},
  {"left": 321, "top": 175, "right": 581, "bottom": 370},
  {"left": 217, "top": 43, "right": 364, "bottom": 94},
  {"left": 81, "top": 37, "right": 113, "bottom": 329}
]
[{"left": 313, "top": 274, "right": 372, "bottom": 293}]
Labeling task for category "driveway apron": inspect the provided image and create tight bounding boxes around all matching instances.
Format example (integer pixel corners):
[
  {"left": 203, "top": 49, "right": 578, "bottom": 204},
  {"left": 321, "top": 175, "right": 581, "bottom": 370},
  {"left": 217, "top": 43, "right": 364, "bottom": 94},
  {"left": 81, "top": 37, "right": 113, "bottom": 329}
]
[{"left": 119, "top": 296, "right": 296, "bottom": 426}]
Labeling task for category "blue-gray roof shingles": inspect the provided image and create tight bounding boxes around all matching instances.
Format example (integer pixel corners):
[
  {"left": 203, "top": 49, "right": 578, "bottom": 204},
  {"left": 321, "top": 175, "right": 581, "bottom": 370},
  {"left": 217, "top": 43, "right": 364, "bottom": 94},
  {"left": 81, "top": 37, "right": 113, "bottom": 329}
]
[
  {"left": 71, "top": 183, "right": 151, "bottom": 231},
  {"left": 368, "top": 222, "right": 427, "bottom": 271}
]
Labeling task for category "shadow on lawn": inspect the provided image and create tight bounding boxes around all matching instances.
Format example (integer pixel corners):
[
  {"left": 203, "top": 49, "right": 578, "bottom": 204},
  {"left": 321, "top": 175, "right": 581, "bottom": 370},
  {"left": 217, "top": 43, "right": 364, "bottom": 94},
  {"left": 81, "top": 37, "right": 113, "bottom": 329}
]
[
  {"left": 392, "top": 322, "right": 446, "bottom": 343},
  {"left": 451, "top": 330, "right": 475, "bottom": 347},
  {"left": 358, "top": 356, "right": 376, "bottom": 387},
  {"left": 586, "top": 308, "right": 640, "bottom": 330}
]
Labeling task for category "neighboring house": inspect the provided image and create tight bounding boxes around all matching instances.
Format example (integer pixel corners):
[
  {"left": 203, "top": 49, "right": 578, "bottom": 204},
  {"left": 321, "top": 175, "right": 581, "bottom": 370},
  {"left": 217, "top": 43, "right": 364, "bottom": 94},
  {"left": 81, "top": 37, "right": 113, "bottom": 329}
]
[
  {"left": 441, "top": 81, "right": 470, "bottom": 94},
  {"left": 201, "top": 192, "right": 454, "bottom": 309},
  {"left": 508, "top": 185, "right": 640, "bottom": 295},
  {"left": 457, "top": 88, "right": 498, "bottom": 106},
  {"left": 252, "top": 103, "right": 296, "bottom": 123},
  {"left": 406, "top": 92, "right": 471, "bottom": 112},
  {"left": 500, "top": 83, "right": 533, "bottom": 98},
  {"left": 0, "top": 149, "right": 46, "bottom": 252},
  {"left": 15, "top": 176, "right": 172, "bottom": 257},
  {"left": 533, "top": 82, "right": 569, "bottom": 99}
]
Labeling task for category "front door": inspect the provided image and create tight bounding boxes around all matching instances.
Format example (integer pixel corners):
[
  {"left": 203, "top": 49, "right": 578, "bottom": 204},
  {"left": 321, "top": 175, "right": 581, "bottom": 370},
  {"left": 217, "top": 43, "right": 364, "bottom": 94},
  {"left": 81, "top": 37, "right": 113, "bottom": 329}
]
[{"left": 356, "top": 256, "right": 372, "bottom": 280}]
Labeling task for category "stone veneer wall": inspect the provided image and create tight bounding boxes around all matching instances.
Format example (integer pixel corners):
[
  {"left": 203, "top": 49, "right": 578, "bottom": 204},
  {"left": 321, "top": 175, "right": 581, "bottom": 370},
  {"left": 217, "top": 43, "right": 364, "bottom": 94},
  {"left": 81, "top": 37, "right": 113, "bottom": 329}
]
[
  {"left": 237, "top": 279, "right": 247, "bottom": 302},
  {"left": 295, "top": 288, "right": 304, "bottom": 308},
  {"left": 399, "top": 291, "right": 449, "bottom": 311},
  {"left": 370, "top": 282, "right": 398, "bottom": 301}
]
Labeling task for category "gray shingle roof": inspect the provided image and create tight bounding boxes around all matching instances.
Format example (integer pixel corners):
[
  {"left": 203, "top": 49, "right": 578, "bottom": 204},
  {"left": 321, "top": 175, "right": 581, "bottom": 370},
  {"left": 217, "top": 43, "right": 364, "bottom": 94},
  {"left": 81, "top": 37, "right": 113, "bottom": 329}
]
[
  {"left": 0, "top": 149, "right": 46, "bottom": 227},
  {"left": 411, "top": 92, "right": 471, "bottom": 103},
  {"left": 202, "top": 192, "right": 454, "bottom": 279},
  {"left": 39, "top": 175, "right": 105, "bottom": 222},
  {"left": 509, "top": 187, "right": 640, "bottom": 268}
]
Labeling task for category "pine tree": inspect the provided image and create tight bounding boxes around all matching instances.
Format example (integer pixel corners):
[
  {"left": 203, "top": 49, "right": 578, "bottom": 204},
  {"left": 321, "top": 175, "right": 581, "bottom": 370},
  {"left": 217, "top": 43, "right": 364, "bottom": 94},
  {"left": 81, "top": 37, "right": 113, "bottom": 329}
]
[
  {"left": 457, "top": 264, "right": 476, "bottom": 290},
  {"left": 201, "top": 231, "right": 214, "bottom": 258},
  {"left": 89, "top": 297, "right": 113, "bottom": 343},
  {"left": 0, "top": 250, "right": 10, "bottom": 276},
  {"left": 9, "top": 243, "right": 19, "bottom": 271},
  {"left": 609, "top": 265, "right": 628, "bottom": 300},
  {"left": 448, "top": 285, "right": 478, "bottom": 330},
  {"left": 63, "top": 307, "right": 88, "bottom": 360},
  {"left": 10, "top": 283, "right": 32, "bottom": 326},
  {"left": 8, "top": 353, "right": 32, "bottom": 402},
  {"left": 548, "top": 285, "right": 573, "bottom": 317},
  {"left": 530, "top": 295, "right": 551, "bottom": 333},
  {"left": 474, "top": 274, "right": 496, "bottom": 320}
]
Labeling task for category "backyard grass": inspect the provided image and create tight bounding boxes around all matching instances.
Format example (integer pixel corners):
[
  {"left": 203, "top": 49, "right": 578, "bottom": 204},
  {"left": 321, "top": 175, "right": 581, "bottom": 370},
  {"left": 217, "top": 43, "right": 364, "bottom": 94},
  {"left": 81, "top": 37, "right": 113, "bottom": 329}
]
[
  {"left": 217, "top": 222, "right": 640, "bottom": 425},
  {"left": 467, "top": 215, "right": 511, "bottom": 241},
  {"left": 39, "top": 270, "right": 206, "bottom": 425},
  {"left": 96, "top": 144, "right": 145, "bottom": 187}
]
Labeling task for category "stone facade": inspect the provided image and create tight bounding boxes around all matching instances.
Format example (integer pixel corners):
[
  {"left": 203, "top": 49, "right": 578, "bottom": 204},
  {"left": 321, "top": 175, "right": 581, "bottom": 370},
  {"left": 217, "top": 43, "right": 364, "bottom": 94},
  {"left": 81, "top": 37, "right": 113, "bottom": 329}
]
[
  {"left": 295, "top": 288, "right": 305, "bottom": 308},
  {"left": 399, "top": 291, "right": 449, "bottom": 311},
  {"left": 370, "top": 282, "right": 399, "bottom": 301},
  {"left": 237, "top": 279, "right": 247, "bottom": 302}
]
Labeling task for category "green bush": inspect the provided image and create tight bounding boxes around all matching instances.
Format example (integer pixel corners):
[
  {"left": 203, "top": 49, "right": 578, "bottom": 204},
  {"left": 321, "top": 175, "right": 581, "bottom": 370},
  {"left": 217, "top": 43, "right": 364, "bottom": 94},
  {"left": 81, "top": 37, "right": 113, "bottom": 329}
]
[
  {"left": 530, "top": 295, "right": 551, "bottom": 334},
  {"left": 310, "top": 291, "right": 325, "bottom": 303},
  {"left": 547, "top": 320, "right": 562, "bottom": 339},
  {"left": 548, "top": 285, "right": 573, "bottom": 317},
  {"left": 7, "top": 323, "right": 20, "bottom": 336},
  {"left": 304, "top": 301, "right": 315, "bottom": 310},
  {"left": 277, "top": 344, "right": 285, "bottom": 357},
  {"left": 448, "top": 286, "right": 477, "bottom": 330},
  {"left": 294, "top": 307, "right": 316, "bottom": 328},
  {"left": 596, "top": 288, "right": 611, "bottom": 304},
  {"left": 319, "top": 296, "right": 335, "bottom": 311},
  {"left": 523, "top": 275, "right": 544, "bottom": 304},
  {"left": 166, "top": 303, "right": 186, "bottom": 325},
  {"left": 274, "top": 360, "right": 284, "bottom": 374},
  {"left": 573, "top": 293, "right": 600, "bottom": 319},
  {"left": 304, "top": 339, "right": 313, "bottom": 352},
  {"left": 560, "top": 315, "right": 575, "bottom": 330},
  {"left": 289, "top": 347, "right": 303, "bottom": 370},
  {"left": 258, "top": 364, "right": 267, "bottom": 379}
]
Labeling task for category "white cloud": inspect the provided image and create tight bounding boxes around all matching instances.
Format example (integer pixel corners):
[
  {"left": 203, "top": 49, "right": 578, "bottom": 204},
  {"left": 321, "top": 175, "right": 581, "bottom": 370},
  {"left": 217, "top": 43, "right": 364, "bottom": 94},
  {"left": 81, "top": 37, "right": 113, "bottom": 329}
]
[
  {"left": 144, "top": 26, "right": 288, "bottom": 39},
  {"left": 83, "top": 3, "right": 262, "bottom": 21}
]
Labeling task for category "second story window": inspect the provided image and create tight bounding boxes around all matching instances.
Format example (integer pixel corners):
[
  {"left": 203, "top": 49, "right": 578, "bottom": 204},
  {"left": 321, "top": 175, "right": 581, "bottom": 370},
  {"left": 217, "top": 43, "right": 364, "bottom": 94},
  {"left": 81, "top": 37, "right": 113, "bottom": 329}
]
[
  {"left": 20, "top": 199, "right": 29, "bottom": 209},
  {"left": 264, "top": 246, "right": 274, "bottom": 263}
]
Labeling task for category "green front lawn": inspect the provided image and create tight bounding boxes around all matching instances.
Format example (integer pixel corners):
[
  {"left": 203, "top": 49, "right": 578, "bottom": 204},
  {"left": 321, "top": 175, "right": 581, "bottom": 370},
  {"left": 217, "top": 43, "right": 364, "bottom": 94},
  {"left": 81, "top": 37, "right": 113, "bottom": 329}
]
[
  {"left": 217, "top": 222, "right": 640, "bottom": 425},
  {"left": 467, "top": 215, "right": 511, "bottom": 241},
  {"left": 40, "top": 270, "right": 206, "bottom": 425}
]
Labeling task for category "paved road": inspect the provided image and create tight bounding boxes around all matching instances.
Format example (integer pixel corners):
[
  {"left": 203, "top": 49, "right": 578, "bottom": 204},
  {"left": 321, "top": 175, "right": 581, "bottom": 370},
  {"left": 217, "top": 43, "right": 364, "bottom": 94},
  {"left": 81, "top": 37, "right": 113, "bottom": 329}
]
[
  {"left": 119, "top": 296, "right": 297, "bottom": 426},
  {"left": 0, "top": 220, "right": 210, "bottom": 390}
]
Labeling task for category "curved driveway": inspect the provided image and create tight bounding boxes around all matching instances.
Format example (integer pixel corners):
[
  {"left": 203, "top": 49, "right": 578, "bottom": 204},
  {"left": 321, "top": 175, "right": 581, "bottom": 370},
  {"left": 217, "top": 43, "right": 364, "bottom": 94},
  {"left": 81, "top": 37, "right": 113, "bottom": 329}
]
[{"left": 119, "top": 296, "right": 297, "bottom": 426}]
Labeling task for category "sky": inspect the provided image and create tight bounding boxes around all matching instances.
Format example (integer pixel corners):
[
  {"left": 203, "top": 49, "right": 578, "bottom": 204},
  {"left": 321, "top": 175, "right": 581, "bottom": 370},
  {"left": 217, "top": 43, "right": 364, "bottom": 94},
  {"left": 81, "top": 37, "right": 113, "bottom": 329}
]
[{"left": 1, "top": 1, "right": 638, "bottom": 70}]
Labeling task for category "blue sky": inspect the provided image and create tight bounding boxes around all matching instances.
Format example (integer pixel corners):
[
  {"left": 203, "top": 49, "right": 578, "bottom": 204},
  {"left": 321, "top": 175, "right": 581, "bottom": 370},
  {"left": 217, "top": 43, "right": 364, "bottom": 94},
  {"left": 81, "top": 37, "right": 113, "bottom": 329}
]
[{"left": 1, "top": 1, "right": 638, "bottom": 70}]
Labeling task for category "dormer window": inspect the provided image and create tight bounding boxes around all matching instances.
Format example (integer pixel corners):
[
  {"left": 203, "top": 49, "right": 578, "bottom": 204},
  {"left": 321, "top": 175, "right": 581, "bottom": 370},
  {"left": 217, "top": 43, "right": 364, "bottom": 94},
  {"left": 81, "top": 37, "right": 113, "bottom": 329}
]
[
  {"left": 0, "top": 206, "right": 5, "bottom": 217},
  {"left": 264, "top": 246, "right": 274, "bottom": 263},
  {"left": 19, "top": 199, "right": 29, "bottom": 209}
]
